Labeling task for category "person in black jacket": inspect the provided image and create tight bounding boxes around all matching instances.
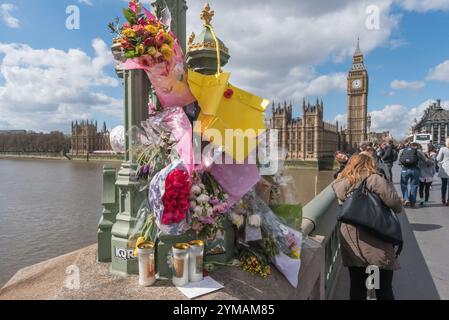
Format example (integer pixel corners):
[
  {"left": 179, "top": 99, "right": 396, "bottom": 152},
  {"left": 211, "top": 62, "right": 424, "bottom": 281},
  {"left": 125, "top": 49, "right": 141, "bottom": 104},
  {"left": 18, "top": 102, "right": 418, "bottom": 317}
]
[{"left": 381, "top": 140, "right": 397, "bottom": 182}]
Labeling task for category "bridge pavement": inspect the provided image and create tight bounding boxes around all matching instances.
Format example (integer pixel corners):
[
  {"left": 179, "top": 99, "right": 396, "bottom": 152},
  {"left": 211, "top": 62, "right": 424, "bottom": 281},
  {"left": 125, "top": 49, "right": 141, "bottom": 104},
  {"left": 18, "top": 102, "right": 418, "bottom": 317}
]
[{"left": 332, "top": 164, "right": 449, "bottom": 300}]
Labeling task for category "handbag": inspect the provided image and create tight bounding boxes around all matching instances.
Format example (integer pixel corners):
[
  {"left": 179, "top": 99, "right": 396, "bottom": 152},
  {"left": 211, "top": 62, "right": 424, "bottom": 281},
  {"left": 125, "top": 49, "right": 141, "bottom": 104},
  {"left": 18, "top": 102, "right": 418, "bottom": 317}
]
[{"left": 337, "top": 178, "right": 403, "bottom": 255}]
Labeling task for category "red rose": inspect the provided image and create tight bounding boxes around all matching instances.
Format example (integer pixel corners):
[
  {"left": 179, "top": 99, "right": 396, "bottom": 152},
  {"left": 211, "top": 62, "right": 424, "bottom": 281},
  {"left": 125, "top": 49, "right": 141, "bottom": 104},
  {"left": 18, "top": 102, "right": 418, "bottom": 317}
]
[
  {"left": 144, "top": 37, "right": 156, "bottom": 47},
  {"left": 224, "top": 88, "right": 234, "bottom": 99},
  {"left": 155, "top": 32, "right": 165, "bottom": 47},
  {"left": 133, "top": 24, "right": 145, "bottom": 36},
  {"left": 161, "top": 169, "right": 190, "bottom": 225}
]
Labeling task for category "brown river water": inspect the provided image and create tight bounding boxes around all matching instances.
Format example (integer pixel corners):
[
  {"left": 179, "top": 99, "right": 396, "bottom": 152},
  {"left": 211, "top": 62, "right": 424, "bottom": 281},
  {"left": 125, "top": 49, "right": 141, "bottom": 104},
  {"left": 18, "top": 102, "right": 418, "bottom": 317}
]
[{"left": 0, "top": 158, "right": 334, "bottom": 286}]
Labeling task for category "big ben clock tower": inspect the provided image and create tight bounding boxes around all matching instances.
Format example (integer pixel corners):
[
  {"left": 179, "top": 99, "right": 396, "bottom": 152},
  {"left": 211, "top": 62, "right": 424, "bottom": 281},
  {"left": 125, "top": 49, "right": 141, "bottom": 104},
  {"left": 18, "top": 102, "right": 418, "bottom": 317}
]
[{"left": 347, "top": 38, "right": 368, "bottom": 150}]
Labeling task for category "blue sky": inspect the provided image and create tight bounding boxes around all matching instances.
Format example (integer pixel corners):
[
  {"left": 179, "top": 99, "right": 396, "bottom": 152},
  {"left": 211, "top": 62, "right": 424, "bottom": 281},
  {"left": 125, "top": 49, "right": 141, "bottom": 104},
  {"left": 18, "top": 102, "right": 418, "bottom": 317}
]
[{"left": 1, "top": 0, "right": 449, "bottom": 138}]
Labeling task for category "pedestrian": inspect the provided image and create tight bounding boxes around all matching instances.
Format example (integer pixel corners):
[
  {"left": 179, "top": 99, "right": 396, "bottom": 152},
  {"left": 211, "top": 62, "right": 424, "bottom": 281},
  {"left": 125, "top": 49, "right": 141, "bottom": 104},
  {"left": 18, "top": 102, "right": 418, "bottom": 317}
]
[
  {"left": 334, "top": 151, "right": 349, "bottom": 179},
  {"left": 418, "top": 145, "right": 436, "bottom": 207},
  {"left": 436, "top": 138, "right": 449, "bottom": 205},
  {"left": 333, "top": 154, "right": 403, "bottom": 300},
  {"left": 381, "top": 139, "right": 397, "bottom": 182},
  {"left": 398, "top": 142, "right": 432, "bottom": 208}
]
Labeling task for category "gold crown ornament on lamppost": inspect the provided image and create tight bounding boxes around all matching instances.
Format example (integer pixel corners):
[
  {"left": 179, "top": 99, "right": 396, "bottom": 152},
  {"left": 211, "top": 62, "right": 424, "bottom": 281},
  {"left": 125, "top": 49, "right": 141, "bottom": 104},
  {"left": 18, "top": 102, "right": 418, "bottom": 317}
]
[{"left": 186, "top": 3, "right": 230, "bottom": 75}]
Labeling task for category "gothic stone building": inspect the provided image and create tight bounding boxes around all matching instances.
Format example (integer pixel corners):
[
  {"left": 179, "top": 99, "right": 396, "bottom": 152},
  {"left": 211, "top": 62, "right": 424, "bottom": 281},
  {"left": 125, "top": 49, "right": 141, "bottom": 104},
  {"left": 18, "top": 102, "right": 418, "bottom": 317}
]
[
  {"left": 269, "top": 40, "right": 370, "bottom": 161},
  {"left": 71, "top": 120, "right": 112, "bottom": 155},
  {"left": 412, "top": 99, "right": 449, "bottom": 146},
  {"left": 270, "top": 100, "right": 342, "bottom": 161}
]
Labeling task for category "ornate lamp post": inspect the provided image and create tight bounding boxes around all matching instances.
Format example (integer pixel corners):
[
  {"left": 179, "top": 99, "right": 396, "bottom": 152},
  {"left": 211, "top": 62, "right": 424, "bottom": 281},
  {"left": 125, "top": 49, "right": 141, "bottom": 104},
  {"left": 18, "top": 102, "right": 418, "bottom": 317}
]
[
  {"left": 186, "top": 3, "right": 230, "bottom": 74},
  {"left": 108, "top": 0, "right": 189, "bottom": 276}
]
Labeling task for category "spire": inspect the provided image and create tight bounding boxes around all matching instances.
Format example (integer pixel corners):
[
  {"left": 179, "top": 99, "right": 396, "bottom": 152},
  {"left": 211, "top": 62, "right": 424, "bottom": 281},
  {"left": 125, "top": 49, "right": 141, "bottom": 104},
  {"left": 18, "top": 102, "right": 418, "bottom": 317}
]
[{"left": 354, "top": 36, "right": 363, "bottom": 57}]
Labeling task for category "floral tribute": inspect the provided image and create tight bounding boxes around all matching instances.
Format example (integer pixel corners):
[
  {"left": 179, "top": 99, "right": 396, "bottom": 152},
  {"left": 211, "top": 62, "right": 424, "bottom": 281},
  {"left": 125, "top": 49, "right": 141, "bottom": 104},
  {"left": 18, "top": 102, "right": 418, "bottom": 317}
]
[
  {"left": 109, "top": 1, "right": 195, "bottom": 108},
  {"left": 189, "top": 172, "right": 229, "bottom": 240},
  {"left": 112, "top": 6, "right": 175, "bottom": 62},
  {"left": 161, "top": 169, "right": 190, "bottom": 225},
  {"left": 113, "top": 1, "right": 303, "bottom": 287}
]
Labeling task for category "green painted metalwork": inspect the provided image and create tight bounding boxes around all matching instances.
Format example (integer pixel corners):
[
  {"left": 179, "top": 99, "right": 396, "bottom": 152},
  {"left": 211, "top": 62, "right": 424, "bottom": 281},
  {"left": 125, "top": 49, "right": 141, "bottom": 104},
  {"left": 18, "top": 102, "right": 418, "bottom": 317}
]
[
  {"left": 97, "top": 166, "right": 118, "bottom": 262},
  {"left": 110, "top": 69, "right": 150, "bottom": 276},
  {"left": 109, "top": 0, "right": 187, "bottom": 277},
  {"left": 302, "top": 184, "right": 342, "bottom": 299}
]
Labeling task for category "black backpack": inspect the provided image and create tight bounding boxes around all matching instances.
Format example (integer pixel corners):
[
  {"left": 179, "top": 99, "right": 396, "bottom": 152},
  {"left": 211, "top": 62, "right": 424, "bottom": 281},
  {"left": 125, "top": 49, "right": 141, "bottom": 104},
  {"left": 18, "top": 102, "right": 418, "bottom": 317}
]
[{"left": 400, "top": 147, "right": 418, "bottom": 167}]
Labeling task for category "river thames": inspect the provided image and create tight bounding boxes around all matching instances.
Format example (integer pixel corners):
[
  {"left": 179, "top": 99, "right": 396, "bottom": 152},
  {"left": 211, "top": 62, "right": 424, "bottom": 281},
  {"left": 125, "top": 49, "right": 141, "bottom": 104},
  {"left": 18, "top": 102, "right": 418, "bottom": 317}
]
[{"left": 0, "top": 158, "right": 334, "bottom": 286}]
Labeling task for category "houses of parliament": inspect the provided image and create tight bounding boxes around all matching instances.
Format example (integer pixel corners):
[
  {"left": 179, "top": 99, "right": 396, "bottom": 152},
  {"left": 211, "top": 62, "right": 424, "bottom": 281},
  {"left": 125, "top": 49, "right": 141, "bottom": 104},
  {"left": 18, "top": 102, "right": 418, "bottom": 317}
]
[{"left": 270, "top": 40, "right": 369, "bottom": 163}]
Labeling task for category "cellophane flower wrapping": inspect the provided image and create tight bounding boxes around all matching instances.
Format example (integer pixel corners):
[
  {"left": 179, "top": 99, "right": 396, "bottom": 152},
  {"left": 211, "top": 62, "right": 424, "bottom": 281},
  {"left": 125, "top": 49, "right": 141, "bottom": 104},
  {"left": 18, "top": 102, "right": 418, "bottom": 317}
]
[
  {"left": 153, "top": 107, "right": 194, "bottom": 173},
  {"left": 116, "top": 3, "right": 195, "bottom": 108},
  {"left": 128, "top": 201, "right": 159, "bottom": 256},
  {"left": 148, "top": 160, "right": 191, "bottom": 235},
  {"left": 250, "top": 191, "right": 303, "bottom": 288},
  {"left": 121, "top": 47, "right": 195, "bottom": 108}
]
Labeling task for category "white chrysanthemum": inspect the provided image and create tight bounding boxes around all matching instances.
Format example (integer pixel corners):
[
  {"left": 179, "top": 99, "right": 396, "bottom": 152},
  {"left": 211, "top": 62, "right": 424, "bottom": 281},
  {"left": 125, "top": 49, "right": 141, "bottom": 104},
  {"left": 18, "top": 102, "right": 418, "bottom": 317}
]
[
  {"left": 190, "top": 201, "right": 197, "bottom": 210},
  {"left": 197, "top": 194, "right": 210, "bottom": 203},
  {"left": 190, "top": 185, "right": 202, "bottom": 195},
  {"left": 194, "top": 206, "right": 203, "bottom": 215},
  {"left": 230, "top": 212, "right": 244, "bottom": 229},
  {"left": 248, "top": 214, "right": 262, "bottom": 227}
]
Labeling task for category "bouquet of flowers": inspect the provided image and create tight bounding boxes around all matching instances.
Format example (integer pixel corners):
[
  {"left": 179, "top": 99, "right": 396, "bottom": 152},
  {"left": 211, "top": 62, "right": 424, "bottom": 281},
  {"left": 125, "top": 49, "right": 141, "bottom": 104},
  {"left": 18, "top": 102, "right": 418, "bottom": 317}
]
[
  {"left": 239, "top": 245, "right": 271, "bottom": 278},
  {"left": 134, "top": 107, "right": 194, "bottom": 183},
  {"left": 148, "top": 160, "right": 191, "bottom": 235},
  {"left": 128, "top": 203, "right": 158, "bottom": 256},
  {"left": 110, "top": 1, "right": 195, "bottom": 108},
  {"left": 189, "top": 172, "right": 229, "bottom": 240}
]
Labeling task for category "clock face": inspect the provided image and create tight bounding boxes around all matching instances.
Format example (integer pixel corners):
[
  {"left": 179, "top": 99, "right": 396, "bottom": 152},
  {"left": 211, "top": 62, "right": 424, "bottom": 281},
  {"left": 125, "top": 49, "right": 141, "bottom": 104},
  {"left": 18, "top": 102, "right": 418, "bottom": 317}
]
[{"left": 352, "top": 79, "right": 362, "bottom": 89}]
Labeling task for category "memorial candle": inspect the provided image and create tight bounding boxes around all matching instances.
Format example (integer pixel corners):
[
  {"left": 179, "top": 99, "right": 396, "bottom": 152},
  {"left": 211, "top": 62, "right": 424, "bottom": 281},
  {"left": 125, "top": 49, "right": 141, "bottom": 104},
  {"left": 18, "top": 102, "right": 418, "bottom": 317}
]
[
  {"left": 137, "top": 242, "right": 155, "bottom": 287},
  {"left": 189, "top": 240, "right": 204, "bottom": 282},
  {"left": 172, "top": 243, "right": 190, "bottom": 287}
]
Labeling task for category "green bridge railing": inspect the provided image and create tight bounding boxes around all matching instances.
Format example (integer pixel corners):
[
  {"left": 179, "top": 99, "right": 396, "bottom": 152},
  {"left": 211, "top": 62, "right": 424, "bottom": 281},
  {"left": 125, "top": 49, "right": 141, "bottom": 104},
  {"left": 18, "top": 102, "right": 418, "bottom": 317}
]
[{"left": 301, "top": 184, "right": 341, "bottom": 300}]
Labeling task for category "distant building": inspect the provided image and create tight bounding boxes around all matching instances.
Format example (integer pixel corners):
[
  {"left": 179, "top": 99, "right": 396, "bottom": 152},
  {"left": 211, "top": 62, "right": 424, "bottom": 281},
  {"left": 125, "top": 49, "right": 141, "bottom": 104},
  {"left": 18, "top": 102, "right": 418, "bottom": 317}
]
[
  {"left": 368, "top": 131, "right": 392, "bottom": 143},
  {"left": 270, "top": 100, "right": 344, "bottom": 161},
  {"left": 71, "top": 120, "right": 111, "bottom": 155},
  {"left": 412, "top": 99, "right": 449, "bottom": 145},
  {"left": 0, "top": 130, "right": 27, "bottom": 135}
]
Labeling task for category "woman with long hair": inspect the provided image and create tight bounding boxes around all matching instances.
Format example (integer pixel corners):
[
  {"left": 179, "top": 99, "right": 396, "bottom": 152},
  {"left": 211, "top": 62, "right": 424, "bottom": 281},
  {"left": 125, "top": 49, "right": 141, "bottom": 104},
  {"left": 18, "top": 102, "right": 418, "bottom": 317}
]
[{"left": 332, "top": 154, "right": 403, "bottom": 300}]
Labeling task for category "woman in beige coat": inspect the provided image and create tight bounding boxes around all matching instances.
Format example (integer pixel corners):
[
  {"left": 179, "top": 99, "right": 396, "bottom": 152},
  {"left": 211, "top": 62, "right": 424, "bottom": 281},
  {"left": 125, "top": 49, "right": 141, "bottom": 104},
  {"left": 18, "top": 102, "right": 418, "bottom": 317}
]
[{"left": 332, "top": 154, "right": 403, "bottom": 300}]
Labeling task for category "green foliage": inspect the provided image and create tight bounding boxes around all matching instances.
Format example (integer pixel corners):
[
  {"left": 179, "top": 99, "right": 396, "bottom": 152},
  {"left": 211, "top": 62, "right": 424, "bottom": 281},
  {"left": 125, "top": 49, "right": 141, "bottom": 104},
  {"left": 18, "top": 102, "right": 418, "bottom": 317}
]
[
  {"left": 0, "top": 131, "right": 71, "bottom": 153},
  {"left": 269, "top": 204, "right": 303, "bottom": 230},
  {"left": 122, "top": 8, "right": 137, "bottom": 25}
]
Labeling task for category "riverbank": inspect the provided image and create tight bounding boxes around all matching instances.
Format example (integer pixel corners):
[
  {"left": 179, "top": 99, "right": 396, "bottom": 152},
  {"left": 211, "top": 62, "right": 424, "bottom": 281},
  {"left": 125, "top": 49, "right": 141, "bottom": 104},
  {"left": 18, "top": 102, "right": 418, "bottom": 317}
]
[{"left": 0, "top": 152, "right": 123, "bottom": 163}]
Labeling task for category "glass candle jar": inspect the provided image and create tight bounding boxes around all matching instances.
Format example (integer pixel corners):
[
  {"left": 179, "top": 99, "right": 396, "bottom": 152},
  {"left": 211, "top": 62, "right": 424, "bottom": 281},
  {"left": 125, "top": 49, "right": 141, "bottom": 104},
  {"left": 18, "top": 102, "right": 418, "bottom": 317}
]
[
  {"left": 172, "top": 243, "right": 190, "bottom": 287},
  {"left": 188, "top": 240, "right": 204, "bottom": 282},
  {"left": 137, "top": 242, "right": 155, "bottom": 287}
]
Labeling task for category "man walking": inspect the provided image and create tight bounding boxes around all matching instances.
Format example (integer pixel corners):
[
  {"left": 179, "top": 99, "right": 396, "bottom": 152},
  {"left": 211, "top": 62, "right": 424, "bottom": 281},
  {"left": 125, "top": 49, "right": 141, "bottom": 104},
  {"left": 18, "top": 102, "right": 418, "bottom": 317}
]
[
  {"left": 381, "top": 140, "right": 397, "bottom": 182},
  {"left": 398, "top": 143, "right": 432, "bottom": 208}
]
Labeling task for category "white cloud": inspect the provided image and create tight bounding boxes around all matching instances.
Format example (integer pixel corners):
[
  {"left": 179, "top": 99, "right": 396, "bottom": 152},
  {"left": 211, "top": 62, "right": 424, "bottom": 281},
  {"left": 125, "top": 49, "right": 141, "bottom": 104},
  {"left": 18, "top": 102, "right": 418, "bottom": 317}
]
[
  {"left": 185, "top": 0, "right": 399, "bottom": 102},
  {"left": 0, "top": 39, "right": 121, "bottom": 132},
  {"left": 370, "top": 99, "right": 449, "bottom": 138},
  {"left": 333, "top": 114, "right": 348, "bottom": 128},
  {"left": 390, "top": 79, "right": 425, "bottom": 90},
  {"left": 397, "top": 0, "right": 449, "bottom": 12},
  {"left": 0, "top": 3, "right": 20, "bottom": 28},
  {"left": 427, "top": 60, "right": 449, "bottom": 82},
  {"left": 78, "top": 0, "right": 93, "bottom": 5}
]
